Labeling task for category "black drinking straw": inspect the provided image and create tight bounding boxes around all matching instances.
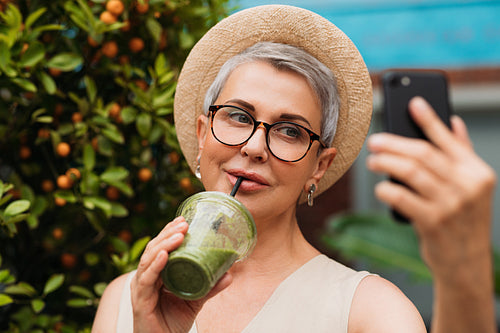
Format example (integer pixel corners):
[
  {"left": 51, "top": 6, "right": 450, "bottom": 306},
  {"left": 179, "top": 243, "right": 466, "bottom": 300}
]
[{"left": 230, "top": 176, "right": 243, "bottom": 197}]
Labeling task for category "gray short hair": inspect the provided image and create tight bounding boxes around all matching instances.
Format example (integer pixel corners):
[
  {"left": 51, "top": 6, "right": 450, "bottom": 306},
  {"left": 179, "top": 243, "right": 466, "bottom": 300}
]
[{"left": 203, "top": 42, "right": 340, "bottom": 147}]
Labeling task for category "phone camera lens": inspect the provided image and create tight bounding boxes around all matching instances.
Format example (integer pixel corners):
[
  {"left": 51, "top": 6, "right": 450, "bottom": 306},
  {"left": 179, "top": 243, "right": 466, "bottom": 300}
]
[{"left": 401, "top": 76, "right": 411, "bottom": 87}]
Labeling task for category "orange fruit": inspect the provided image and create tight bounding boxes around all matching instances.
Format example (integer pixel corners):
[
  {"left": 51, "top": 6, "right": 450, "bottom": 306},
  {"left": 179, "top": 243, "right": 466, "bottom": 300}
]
[
  {"left": 106, "top": 0, "right": 124, "bottom": 16},
  {"left": 56, "top": 142, "right": 71, "bottom": 157},
  {"left": 61, "top": 253, "right": 77, "bottom": 269},
  {"left": 54, "top": 103, "right": 64, "bottom": 116},
  {"left": 118, "top": 55, "right": 130, "bottom": 65},
  {"left": 138, "top": 167, "right": 153, "bottom": 182},
  {"left": 57, "top": 175, "right": 73, "bottom": 190},
  {"left": 19, "top": 146, "right": 31, "bottom": 159},
  {"left": 41, "top": 179, "right": 55, "bottom": 192},
  {"left": 159, "top": 31, "right": 167, "bottom": 50},
  {"left": 168, "top": 151, "right": 180, "bottom": 164},
  {"left": 38, "top": 128, "right": 51, "bottom": 139},
  {"left": 179, "top": 177, "right": 193, "bottom": 191},
  {"left": 48, "top": 67, "right": 62, "bottom": 77},
  {"left": 66, "top": 168, "right": 81, "bottom": 180},
  {"left": 106, "top": 186, "right": 120, "bottom": 200},
  {"left": 120, "top": 19, "right": 131, "bottom": 32},
  {"left": 101, "top": 40, "right": 118, "bottom": 58},
  {"left": 99, "top": 10, "right": 117, "bottom": 24},
  {"left": 109, "top": 102, "right": 121, "bottom": 118},
  {"left": 134, "top": 79, "right": 148, "bottom": 91},
  {"left": 87, "top": 36, "right": 100, "bottom": 47},
  {"left": 118, "top": 229, "right": 132, "bottom": 243},
  {"left": 128, "top": 37, "right": 145, "bottom": 53},
  {"left": 55, "top": 197, "right": 67, "bottom": 206},
  {"left": 52, "top": 227, "right": 64, "bottom": 240},
  {"left": 135, "top": 1, "right": 149, "bottom": 14},
  {"left": 21, "top": 43, "right": 29, "bottom": 54},
  {"left": 91, "top": 137, "right": 99, "bottom": 150},
  {"left": 72, "top": 112, "right": 83, "bottom": 123}
]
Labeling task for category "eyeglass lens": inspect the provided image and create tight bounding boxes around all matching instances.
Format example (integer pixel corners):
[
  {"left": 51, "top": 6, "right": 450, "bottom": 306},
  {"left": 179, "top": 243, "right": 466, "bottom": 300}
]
[{"left": 211, "top": 106, "right": 314, "bottom": 162}]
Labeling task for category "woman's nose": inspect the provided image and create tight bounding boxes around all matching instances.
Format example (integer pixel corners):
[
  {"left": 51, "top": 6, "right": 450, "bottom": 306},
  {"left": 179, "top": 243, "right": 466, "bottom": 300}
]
[{"left": 240, "top": 124, "right": 269, "bottom": 162}]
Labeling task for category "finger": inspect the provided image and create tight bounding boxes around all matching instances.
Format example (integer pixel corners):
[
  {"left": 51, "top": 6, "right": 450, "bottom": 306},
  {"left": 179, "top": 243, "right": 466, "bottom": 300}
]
[
  {"left": 138, "top": 218, "right": 188, "bottom": 273},
  {"left": 367, "top": 134, "right": 451, "bottom": 182},
  {"left": 407, "top": 97, "right": 459, "bottom": 155},
  {"left": 134, "top": 249, "right": 169, "bottom": 304},
  {"left": 137, "top": 231, "right": 186, "bottom": 276},
  {"left": 374, "top": 180, "right": 432, "bottom": 225},
  {"left": 367, "top": 153, "right": 443, "bottom": 199},
  {"left": 450, "top": 115, "right": 473, "bottom": 149}
]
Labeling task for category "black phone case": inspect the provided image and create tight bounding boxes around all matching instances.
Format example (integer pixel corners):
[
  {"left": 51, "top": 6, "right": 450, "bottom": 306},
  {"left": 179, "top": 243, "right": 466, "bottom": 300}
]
[{"left": 382, "top": 71, "right": 452, "bottom": 223}]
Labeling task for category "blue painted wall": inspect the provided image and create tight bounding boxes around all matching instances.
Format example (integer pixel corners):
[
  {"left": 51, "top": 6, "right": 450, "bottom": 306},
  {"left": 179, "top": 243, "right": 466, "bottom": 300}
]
[{"left": 234, "top": 0, "right": 500, "bottom": 71}]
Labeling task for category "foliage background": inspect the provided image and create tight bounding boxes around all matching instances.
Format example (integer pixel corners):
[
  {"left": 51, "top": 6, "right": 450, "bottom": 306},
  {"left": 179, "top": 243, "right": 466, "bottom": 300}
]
[{"left": 0, "top": 0, "right": 231, "bottom": 331}]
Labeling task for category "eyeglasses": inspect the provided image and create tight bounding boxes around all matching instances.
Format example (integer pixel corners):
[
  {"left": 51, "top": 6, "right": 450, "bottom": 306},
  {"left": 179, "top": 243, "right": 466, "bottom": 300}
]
[{"left": 208, "top": 105, "right": 325, "bottom": 162}]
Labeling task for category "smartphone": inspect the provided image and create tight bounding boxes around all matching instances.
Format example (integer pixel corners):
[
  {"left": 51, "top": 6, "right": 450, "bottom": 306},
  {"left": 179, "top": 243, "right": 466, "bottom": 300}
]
[{"left": 381, "top": 70, "right": 452, "bottom": 223}]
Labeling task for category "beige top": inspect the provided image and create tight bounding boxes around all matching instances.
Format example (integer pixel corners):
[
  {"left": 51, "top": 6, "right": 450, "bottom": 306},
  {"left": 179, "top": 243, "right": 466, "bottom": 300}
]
[{"left": 116, "top": 255, "right": 372, "bottom": 333}]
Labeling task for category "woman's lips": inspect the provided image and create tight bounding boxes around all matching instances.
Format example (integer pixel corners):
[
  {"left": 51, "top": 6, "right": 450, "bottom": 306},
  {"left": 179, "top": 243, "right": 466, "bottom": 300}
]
[{"left": 226, "top": 169, "right": 269, "bottom": 192}]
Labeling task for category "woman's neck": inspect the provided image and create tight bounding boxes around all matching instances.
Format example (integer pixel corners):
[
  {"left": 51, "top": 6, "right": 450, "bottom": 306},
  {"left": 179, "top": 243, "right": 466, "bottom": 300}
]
[{"left": 230, "top": 209, "right": 320, "bottom": 278}]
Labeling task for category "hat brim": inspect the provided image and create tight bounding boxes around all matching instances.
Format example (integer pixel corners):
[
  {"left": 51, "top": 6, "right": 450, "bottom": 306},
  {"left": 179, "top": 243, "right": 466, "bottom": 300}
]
[{"left": 174, "top": 5, "right": 373, "bottom": 204}]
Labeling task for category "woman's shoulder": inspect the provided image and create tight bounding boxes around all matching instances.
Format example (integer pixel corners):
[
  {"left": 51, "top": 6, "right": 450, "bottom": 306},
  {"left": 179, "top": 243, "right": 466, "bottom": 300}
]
[
  {"left": 91, "top": 272, "right": 134, "bottom": 333},
  {"left": 348, "top": 275, "right": 427, "bottom": 333}
]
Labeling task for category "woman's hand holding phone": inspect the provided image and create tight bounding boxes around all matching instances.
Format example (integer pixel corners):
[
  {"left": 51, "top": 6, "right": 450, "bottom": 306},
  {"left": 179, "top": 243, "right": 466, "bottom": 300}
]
[{"left": 367, "top": 96, "right": 497, "bottom": 333}]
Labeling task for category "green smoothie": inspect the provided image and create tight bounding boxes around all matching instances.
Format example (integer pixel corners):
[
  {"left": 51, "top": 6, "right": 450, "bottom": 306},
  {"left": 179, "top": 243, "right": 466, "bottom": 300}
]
[
  {"left": 162, "top": 247, "right": 239, "bottom": 300},
  {"left": 161, "top": 191, "right": 256, "bottom": 300}
]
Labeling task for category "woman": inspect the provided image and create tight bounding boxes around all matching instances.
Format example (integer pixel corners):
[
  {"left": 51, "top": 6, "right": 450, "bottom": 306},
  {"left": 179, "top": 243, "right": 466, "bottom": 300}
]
[
  {"left": 93, "top": 5, "right": 425, "bottom": 332},
  {"left": 93, "top": 5, "right": 496, "bottom": 333}
]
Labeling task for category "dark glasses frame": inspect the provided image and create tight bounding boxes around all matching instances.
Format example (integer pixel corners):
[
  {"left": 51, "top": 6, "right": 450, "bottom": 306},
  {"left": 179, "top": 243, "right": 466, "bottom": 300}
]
[{"left": 208, "top": 104, "right": 326, "bottom": 162}]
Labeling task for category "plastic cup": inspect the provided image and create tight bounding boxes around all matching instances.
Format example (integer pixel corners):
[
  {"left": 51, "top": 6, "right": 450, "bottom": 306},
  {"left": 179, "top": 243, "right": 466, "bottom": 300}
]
[{"left": 161, "top": 191, "right": 256, "bottom": 300}]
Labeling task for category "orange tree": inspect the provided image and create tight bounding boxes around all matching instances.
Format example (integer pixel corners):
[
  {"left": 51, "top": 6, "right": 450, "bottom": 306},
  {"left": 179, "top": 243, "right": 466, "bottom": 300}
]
[{"left": 0, "top": 0, "right": 231, "bottom": 331}]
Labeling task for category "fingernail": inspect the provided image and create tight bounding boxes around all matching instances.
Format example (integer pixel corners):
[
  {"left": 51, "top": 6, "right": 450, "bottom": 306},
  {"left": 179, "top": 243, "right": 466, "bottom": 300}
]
[{"left": 175, "top": 221, "right": 188, "bottom": 231}]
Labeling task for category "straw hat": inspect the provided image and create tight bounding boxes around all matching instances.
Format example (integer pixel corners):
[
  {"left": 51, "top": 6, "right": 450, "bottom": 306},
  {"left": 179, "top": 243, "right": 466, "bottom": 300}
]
[{"left": 174, "top": 5, "right": 373, "bottom": 203}]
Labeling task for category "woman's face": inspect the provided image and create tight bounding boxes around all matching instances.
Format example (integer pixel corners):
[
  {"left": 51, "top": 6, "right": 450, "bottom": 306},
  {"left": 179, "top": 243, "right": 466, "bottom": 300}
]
[{"left": 197, "top": 61, "right": 336, "bottom": 222}]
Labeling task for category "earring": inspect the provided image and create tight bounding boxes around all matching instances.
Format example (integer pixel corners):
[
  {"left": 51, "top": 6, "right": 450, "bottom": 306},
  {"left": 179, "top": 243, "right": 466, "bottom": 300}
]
[
  {"left": 195, "top": 156, "right": 201, "bottom": 180},
  {"left": 307, "top": 184, "right": 316, "bottom": 207}
]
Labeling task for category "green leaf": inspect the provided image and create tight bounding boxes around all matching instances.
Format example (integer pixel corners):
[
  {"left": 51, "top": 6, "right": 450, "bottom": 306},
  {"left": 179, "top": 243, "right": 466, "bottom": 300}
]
[
  {"left": 121, "top": 106, "right": 138, "bottom": 124},
  {"left": 83, "top": 144, "right": 96, "bottom": 171},
  {"left": 31, "top": 299, "right": 45, "bottom": 313},
  {"left": 154, "top": 53, "right": 168, "bottom": 77},
  {"left": 94, "top": 282, "right": 107, "bottom": 297},
  {"left": 105, "top": 180, "right": 133, "bottom": 197},
  {"left": 102, "top": 128, "right": 125, "bottom": 144},
  {"left": 43, "top": 274, "right": 65, "bottom": 296},
  {"left": 4, "top": 200, "right": 30, "bottom": 216},
  {"left": 83, "top": 196, "right": 112, "bottom": 216},
  {"left": 84, "top": 76, "right": 97, "bottom": 103},
  {"left": 19, "top": 42, "right": 45, "bottom": 68},
  {"left": 100, "top": 167, "right": 129, "bottom": 183},
  {"left": 179, "top": 31, "right": 195, "bottom": 49},
  {"left": 38, "top": 71, "right": 57, "bottom": 95},
  {"left": 130, "top": 236, "right": 151, "bottom": 261},
  {"left": 136, "top": 113, "right": 152, "bottom": 138},
  {"left": 146, "top": 17, "right": 162, "bottom": 43},
  {"left": 4, "top": 282, "right": 37, "bottom": 296},
  {"left": 111, "top": 202, "right": 128, "bottom": 217},
  {"left": 67, "top": 298, "right": 92, "bottom": 307},
  {"left": 323, "top": 213, "right": 432, "bottom": 281},
  {"left": 0, "top": 269, "right": 14, "bottom": 283},
  {"left": 5, "top": 213, "right": 30, "bottom": 225},
  {"left": 11, "top": 77, "right": 37, "bottom": 92},
  {"left": 25, "top": 8, "right": 47, "bottom": 29},
  {"left": 84, "top": 252, "right": 100, "bottom": 266},
  {"left": 46, "top": 53, "right": 83, "bottom": 71},
  {"left": 0, "top": 42, "right": 17, "bottom": 76},
  {"left": 0, "top": 294, "right": 14, "bottom": 307},
  {"left": 54, "top": 191, "right": 77, "bottom": 203},
  {"left": 69, "top": 285, "right": 94, "bottom": 299}
]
